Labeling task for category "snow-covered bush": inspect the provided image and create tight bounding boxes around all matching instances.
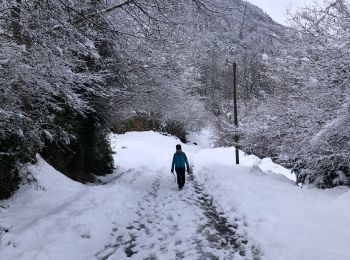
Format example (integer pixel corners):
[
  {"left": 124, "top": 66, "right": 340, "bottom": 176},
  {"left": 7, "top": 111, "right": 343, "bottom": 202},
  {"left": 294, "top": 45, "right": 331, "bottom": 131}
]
[
  {"left": 295, "top": 102, "right": 350, "bottom": 187},
  {"left": 111, "top": 112, "right": 162, "bottom": 134}
]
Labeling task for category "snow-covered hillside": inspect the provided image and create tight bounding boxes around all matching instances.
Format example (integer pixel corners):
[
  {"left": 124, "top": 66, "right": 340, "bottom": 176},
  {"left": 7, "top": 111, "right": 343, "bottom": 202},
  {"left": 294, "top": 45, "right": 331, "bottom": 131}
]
[{"left": 0, "top": 131, "right": 349, "bottom": 260}]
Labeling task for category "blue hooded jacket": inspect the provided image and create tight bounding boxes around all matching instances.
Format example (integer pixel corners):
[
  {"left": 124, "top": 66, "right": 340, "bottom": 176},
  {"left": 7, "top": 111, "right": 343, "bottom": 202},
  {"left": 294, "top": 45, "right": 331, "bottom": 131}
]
[{"left": 171, "top": 151, "right": 189, "bottom": 171}]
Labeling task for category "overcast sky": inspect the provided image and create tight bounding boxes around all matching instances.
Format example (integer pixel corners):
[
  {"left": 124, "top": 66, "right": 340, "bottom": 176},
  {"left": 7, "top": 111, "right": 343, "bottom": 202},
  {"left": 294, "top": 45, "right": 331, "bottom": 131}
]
[{"left": 247, "top": 0, "right": 323, "bottom": 25}]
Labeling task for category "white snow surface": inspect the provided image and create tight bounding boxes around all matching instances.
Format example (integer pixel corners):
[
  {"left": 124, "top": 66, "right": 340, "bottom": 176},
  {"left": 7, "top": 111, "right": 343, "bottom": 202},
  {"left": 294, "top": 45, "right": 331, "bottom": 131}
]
[
  {"left": 0, "top": 131, "right": 349, "bottom": 260},
  {"left": 262, "top": 54, "right": 269, "bottom": 61}
]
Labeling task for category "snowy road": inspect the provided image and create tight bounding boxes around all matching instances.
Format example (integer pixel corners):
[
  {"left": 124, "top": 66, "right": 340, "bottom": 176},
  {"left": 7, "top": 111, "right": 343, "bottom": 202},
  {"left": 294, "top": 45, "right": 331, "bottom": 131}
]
[
  {"left": 96, "top": 168, "right": 260, "bottom": 260},
  {"left": 1, "top": 130, "right": 350, "bottom": 260}
]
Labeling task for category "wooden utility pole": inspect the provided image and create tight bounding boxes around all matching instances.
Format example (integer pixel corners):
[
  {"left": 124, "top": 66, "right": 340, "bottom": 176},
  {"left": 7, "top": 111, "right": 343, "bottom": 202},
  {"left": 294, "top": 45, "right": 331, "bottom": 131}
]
[{"left": 233, "top": 62, "right": 240, "bottom": 164}]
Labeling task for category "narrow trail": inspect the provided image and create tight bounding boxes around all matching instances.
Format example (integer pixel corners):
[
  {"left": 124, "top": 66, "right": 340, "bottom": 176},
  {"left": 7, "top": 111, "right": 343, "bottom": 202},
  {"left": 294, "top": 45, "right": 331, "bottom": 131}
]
[{"left": 96, "top": 169, "right": 261, "bottom": 260}]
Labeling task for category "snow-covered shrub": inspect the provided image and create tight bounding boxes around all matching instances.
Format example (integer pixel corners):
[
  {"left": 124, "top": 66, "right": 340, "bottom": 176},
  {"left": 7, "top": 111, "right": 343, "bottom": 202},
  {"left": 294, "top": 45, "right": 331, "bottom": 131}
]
[
  {"left": 111, "top": 112, "right": 161, "bottom": 134},
  {"left": 294, "top": 102, "right": 350, "bottom": 187}
]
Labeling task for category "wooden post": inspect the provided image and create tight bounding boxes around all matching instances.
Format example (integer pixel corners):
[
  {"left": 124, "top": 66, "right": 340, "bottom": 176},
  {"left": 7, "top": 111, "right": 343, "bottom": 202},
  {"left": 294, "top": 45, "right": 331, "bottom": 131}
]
[{"left": 233, "top": 63, "right": 240, "bottom": 164}]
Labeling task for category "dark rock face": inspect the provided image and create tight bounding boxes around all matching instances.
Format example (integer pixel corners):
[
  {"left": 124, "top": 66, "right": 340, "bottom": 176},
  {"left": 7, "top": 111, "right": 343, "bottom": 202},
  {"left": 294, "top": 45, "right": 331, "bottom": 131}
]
[
  {"left": 0, "top": 159, "right": 20, "bottom": 200},
  {"left": 41, "top": 113, "right": 114, "bottom": 183}
]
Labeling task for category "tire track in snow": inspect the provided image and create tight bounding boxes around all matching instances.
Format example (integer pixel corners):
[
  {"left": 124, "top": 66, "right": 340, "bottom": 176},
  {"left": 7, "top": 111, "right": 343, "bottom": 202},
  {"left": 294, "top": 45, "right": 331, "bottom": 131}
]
[{"left": 96, "top": 169, "right": 261, "bottom": 260}]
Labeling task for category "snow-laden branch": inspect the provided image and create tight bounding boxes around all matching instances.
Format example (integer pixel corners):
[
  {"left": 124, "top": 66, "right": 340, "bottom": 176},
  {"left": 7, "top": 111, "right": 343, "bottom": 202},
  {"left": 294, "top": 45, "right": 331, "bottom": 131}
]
[{"left": 73, "top": 0, "right": 134, "bottom": 24}]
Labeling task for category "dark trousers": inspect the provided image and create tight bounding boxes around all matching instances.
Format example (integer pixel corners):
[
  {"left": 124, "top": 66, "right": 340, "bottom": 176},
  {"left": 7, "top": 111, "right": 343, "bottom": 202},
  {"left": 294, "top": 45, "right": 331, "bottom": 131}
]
[{"left": 175, "top": 168, "right": 186, "bottom": 190}]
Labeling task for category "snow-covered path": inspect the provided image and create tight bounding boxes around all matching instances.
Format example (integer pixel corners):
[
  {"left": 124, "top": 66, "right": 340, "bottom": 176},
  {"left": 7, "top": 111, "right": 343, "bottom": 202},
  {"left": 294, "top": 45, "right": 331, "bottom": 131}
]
[
  {"left": 1, "top": 130, "right": 350, "bottom": 260},
  {"left": 96, "top": 168, "right": 259, "bottom": 260}
]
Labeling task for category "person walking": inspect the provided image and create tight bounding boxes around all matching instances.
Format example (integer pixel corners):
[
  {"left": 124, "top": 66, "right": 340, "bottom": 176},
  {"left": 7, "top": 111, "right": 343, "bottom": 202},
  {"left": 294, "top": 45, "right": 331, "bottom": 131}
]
[{"left": 171, "top": 144, "right": 190, "bottom": 190}]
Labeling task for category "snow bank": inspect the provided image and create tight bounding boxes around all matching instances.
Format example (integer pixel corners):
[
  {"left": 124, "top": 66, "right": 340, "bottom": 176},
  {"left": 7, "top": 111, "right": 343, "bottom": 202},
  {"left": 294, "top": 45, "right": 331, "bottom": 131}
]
[
  {"left": 193, "top": 147, "right": 350, "bottom": 260},
  {"left": 0, "top": 156, "right": 143, "bottom": 260},
  {"left": 262, "top": 53, "right": 269, "bottom": 61},
  {"left": 186, "top": 127, "right": 215, "bottom": 148},
  {"left": 193, "top": 146, "right": 295, "bottom": 181}
]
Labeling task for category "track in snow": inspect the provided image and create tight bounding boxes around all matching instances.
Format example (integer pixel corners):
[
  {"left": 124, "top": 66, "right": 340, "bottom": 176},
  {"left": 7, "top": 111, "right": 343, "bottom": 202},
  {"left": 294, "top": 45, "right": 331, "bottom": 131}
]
[{"left": 96, "top": 169, "right": 261, "bottom": 260}]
